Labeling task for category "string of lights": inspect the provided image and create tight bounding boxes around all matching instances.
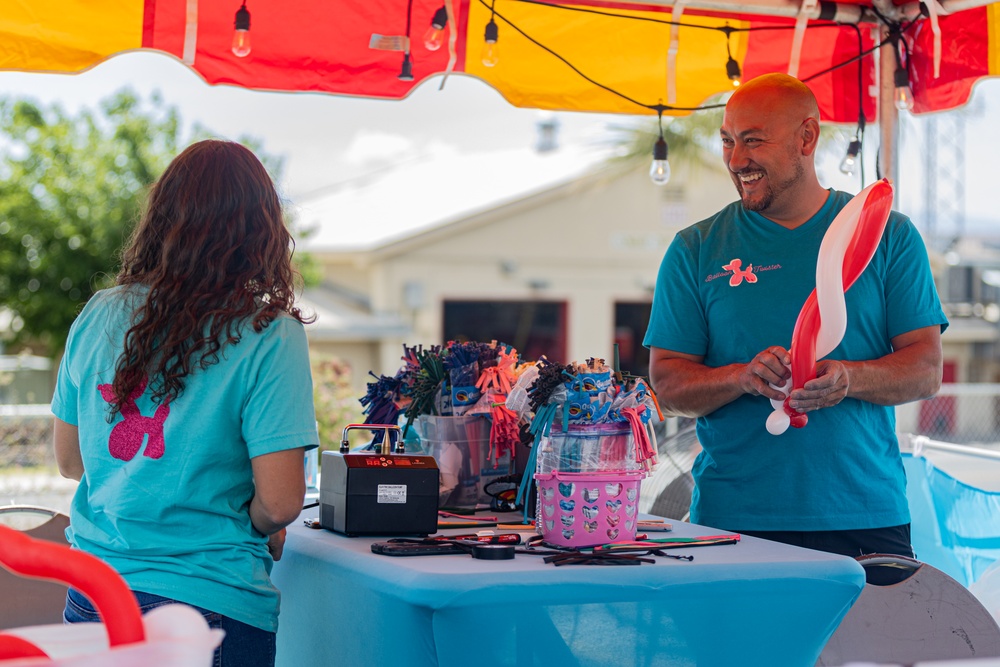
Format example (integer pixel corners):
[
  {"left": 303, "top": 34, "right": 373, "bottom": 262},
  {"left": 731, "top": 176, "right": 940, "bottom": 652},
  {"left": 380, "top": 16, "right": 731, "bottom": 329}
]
[
  {"left": 227, "top": 0, "right": 925, "bottom": 185},
  {"left": 472, "top": 0, "right": 928, "bottom": 184},
  {"left": 838, "top": 23, "right": 866, "bottom": 182}
]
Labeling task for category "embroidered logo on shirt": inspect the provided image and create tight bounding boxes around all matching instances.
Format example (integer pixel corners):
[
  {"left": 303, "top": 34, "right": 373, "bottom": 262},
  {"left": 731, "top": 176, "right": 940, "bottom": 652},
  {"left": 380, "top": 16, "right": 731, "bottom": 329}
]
[
  {"left": 97, "top": 378, "right": 170, "bottom": 461},
  {"left": 704, "top": 262, "right": 781, "bottom": 283},
  {"left": 721, "top": 258, "right": 758, "bottom": 287}
]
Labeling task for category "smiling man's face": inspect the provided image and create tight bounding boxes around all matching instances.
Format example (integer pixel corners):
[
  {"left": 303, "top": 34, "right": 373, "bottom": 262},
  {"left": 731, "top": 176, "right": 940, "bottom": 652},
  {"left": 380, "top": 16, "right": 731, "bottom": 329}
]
[{"left": 719, "top": 78, "right": 818, "bottom": 220}]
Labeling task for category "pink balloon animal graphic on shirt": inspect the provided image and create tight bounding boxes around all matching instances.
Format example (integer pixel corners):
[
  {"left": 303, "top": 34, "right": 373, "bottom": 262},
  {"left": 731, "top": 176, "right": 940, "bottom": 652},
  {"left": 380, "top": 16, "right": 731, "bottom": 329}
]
[
  {"left": 722, "top": 258, "right": 758, "bottom": 286},
  {"left": 98, "top": 377, "right": 170, "bottom": 460}
]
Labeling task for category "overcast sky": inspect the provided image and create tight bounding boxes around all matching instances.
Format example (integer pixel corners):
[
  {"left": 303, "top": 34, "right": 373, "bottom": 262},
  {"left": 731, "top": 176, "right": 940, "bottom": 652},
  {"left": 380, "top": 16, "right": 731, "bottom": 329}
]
[{"left": 1, "top": 50, "right": 997, "bottom": 241}]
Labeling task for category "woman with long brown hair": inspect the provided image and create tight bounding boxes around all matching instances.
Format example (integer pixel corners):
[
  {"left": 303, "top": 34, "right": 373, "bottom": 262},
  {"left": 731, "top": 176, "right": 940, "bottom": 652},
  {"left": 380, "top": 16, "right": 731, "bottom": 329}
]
[{"left": 51, "top": 139, "right": 317, "bottom": 667}]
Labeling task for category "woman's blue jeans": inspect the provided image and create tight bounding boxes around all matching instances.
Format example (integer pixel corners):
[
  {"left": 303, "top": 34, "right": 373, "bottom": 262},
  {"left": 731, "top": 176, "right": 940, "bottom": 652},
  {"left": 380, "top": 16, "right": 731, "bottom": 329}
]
[{"left": 64, "top": 588, "right": 276, "bottom": 667}]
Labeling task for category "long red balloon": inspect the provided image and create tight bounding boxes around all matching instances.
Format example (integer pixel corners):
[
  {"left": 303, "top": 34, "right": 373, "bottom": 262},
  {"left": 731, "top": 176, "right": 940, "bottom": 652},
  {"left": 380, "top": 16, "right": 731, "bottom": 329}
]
[
  {"left": 786, "top": 180, "right": 894, "bottom": 426},
  {"left": 0, "top": 524, "right": 145, "bottom": 657}
]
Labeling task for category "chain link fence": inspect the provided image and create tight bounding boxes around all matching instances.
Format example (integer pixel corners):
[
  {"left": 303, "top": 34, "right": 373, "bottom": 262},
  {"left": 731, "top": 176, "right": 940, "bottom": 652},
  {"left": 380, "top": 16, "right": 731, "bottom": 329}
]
[
  {"left": 896, "top": 384, "right": 1000, "bottom": 448},
  {"left": 0, "top": 406, "right": 75, "bottom": 512}
]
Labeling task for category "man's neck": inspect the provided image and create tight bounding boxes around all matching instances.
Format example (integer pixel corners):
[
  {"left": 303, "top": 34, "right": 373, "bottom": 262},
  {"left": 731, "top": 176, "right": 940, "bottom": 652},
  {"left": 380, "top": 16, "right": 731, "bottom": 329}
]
[{"left": 760, "top": 185, "right": 831, "bottom": 230}]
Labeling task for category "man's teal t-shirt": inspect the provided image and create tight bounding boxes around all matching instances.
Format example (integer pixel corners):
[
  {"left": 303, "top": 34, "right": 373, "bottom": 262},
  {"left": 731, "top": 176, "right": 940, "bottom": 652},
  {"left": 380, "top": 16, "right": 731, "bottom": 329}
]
[
  {"left": 643, "top": 190, "right": 948, "bottom": 532},
  {"left": 51, "top": 285, "right": 318, "bottom": 632}
]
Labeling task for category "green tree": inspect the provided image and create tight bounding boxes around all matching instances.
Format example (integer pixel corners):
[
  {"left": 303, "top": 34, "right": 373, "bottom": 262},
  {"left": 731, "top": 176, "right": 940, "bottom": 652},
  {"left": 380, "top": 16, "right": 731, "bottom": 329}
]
[
  {"left": 311, "top": 355, "right": 366, "bottom": 452},
  {"left": 0, "top": 90, "right": 293, "bottom": 357},
  {"left": 0, "top": 90, "right": 179, "bottom": 356}
]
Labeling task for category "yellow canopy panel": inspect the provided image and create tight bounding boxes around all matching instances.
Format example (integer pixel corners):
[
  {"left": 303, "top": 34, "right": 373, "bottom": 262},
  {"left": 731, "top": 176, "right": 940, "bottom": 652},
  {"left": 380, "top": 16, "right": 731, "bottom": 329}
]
[{"left": 0, "top": 0, "right": 144, "bottom": 73}]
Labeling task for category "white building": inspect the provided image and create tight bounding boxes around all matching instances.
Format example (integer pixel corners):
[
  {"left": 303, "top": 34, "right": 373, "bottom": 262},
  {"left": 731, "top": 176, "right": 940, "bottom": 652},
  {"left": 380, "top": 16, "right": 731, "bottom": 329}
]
[{"left": 294, "top": 138, "right": 738, "bottom": 389}]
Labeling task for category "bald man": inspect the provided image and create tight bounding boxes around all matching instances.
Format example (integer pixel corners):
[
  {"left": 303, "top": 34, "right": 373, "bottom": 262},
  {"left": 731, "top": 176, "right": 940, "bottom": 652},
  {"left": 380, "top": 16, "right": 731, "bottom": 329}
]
[{"left": 643, "top": 74, "right": 948, "bottom": 566}]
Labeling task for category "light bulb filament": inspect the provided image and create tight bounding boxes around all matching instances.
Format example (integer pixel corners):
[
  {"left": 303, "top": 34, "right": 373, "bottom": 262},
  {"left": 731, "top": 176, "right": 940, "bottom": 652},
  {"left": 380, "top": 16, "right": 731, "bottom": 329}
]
[
  {"left": 232, "top": 3, "right": 251, "bottom": 58},
  {"left": 482, "top": 18, "right": 499, "bottom": 67}
]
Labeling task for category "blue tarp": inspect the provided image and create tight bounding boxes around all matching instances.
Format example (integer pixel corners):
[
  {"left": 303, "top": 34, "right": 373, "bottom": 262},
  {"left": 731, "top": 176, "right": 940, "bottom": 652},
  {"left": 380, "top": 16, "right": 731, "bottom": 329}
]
[{"left": 905, "top": 452, "right": 1000, "bottom": 587}]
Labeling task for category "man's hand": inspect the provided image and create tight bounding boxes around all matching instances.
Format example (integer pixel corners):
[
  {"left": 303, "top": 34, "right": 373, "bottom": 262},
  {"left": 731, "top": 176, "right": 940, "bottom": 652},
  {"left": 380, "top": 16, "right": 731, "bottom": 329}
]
[
  {"left": 737, "top": 346, "right": 792, "bottom": 401},
  {"left": 788, "top": 359, "right": 849, "bottom": 412},
  {"left": 267, "top": 528, "right": 287, "bottom": 561}
]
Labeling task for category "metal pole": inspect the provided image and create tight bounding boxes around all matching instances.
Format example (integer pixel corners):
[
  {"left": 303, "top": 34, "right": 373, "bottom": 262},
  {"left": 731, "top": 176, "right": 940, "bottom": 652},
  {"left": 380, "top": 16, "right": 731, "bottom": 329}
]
[{"left": 878, "top": 26, "right": 899, "bottom": 205}]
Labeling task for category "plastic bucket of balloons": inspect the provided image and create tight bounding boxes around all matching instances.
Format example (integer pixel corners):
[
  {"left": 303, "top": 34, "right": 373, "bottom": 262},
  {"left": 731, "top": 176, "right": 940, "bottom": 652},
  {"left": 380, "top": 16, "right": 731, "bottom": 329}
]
[
  {"left": 0, "top": 524, "right": 223, "bottom": 666},
  {"left": 360, "top": 342, "right": 530, "bottom": 510},
  {"left": 535, "top": 470, "right": 645, "bottom": 548},
  {"left": 507, "top": 357, "right": 660, "bottom": 548},
  {"left": 410, "top": 414, "right": 495, "bottom": 509},
  {"left": 534, "top": 421, "right": 646, "bottom": 474}
]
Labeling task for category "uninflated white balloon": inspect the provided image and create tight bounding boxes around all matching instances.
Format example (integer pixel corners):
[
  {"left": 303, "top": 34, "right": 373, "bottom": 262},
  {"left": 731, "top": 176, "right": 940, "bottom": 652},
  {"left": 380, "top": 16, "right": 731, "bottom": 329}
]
[{"left": 766, "top": 409, "right": 790, "bottom": 435}]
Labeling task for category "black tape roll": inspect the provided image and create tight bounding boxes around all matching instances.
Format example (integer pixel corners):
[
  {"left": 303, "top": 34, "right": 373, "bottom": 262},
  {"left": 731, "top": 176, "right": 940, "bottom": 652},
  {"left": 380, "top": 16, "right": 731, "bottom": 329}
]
[{"left": 471, "top": 544, "right": 515, "bottom": 560}]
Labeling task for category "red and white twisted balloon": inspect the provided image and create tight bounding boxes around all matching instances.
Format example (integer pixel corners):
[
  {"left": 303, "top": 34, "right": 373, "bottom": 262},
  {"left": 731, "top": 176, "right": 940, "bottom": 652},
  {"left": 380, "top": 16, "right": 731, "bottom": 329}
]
[{"left": 766, "top": 179, "right": 894, "bottom": 435}]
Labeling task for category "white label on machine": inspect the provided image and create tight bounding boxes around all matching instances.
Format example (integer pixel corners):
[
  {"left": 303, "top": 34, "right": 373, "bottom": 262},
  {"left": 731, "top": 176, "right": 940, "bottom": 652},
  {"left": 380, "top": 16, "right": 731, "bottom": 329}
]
[{"left": 377, "top": 484, "right": 407, "bottom": 504}]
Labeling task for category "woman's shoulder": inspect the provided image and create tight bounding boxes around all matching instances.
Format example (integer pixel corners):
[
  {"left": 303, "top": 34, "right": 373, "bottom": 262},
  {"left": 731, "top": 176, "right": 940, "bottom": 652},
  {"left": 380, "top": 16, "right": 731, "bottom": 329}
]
[
  {"left": 241, "top": 310, "right": 309, "bottom": 351},
  {"left": 75, "top": 284, "right": 141, "bottom": 320}
]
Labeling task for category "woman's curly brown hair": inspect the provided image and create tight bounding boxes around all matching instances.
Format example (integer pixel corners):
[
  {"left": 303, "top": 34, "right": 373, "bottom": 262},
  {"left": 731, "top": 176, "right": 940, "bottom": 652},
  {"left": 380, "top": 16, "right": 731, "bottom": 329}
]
[{"left": 108, "top": 139, "right": 310, "bottom": 418}]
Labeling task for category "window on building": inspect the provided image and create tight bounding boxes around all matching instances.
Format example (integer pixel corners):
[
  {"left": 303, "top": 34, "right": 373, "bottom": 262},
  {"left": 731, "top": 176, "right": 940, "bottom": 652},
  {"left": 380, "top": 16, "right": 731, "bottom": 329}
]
[
  {"left": 614, "top": 302, "right": 652, "bottom": 377},
  {"left": 443, "top": 300, "right": 567, "bottom": 363}
]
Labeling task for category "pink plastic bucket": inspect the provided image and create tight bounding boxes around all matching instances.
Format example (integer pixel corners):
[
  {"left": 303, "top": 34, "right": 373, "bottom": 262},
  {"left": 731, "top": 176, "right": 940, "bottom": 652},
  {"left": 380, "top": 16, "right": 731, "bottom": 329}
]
[{"left": 534, "top": 470, "right": 644, "bottom": 548}]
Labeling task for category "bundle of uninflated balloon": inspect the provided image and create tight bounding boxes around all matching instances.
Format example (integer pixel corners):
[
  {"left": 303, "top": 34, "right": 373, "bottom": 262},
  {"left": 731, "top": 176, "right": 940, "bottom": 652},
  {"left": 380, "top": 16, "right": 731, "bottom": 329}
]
[
  {"left": 359, "top": 341, "right": 531, "bottom": 466},
  {"left": 511, "top": 357, "right": 662, "bottom": 514}
]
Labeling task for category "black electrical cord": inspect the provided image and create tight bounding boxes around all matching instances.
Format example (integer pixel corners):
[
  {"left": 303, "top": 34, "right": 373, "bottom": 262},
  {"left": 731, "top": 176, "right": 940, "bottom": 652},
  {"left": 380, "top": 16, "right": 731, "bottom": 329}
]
[{"left": 473, "top": 0, "right": 927, "bottom": 119}]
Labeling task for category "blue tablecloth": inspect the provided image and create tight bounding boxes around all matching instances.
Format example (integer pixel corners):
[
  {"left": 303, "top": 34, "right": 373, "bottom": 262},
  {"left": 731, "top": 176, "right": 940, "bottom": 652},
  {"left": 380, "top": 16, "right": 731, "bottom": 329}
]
[{"left": 272, "top": 511, "right": 864, "bottom": 667}]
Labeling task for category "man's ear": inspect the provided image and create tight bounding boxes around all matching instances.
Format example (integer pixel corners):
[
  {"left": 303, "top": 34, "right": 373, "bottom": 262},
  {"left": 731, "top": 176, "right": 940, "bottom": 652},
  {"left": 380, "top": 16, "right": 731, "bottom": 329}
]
[{"left": 800, "top": 117, "right": 821, "bottom": 156}]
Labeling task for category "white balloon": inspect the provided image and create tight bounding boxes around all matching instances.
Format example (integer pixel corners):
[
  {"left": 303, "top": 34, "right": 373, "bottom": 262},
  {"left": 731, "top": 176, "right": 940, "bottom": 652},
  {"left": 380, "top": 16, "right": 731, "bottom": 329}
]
[
  {"left": 766, "top": 410, "right": 790, "bottom": 436},
  {"left": 144, "top": 603, "right": 211, "bottom": 641},
  {"left": 767, "top": 362, "right": 793, "bottom": 410},
  {"left": 814, "top": 182, "right": 885, "bottom": 360}
]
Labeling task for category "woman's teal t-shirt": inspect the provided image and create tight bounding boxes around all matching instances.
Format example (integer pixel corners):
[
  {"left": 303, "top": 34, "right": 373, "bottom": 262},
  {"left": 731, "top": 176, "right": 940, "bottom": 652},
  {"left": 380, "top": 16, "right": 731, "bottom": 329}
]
[
  {"left": 51, "top": 285, "right": 318, "bottom": 632},
  {"left": 643, "top": 190, "right": 948, "bottom": 531}
]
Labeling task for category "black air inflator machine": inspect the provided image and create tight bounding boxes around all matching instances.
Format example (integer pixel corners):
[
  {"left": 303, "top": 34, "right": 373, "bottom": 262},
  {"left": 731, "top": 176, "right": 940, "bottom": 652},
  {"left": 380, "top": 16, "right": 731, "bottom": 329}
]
[{"left": 320, "top": 424, "right": 439, "bottom": 537}]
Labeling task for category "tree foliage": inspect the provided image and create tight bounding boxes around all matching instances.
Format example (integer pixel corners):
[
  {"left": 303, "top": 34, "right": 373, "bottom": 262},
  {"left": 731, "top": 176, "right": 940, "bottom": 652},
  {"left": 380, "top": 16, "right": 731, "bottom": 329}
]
[
  {"left": 0, "top": 90, "right": 179, "bottom": 355},
  {"left": 604, "top": 102, "right": 727, "bottom": 172},
  {"left": 0, "top": 90, "right": 290, "bottom": 357}
]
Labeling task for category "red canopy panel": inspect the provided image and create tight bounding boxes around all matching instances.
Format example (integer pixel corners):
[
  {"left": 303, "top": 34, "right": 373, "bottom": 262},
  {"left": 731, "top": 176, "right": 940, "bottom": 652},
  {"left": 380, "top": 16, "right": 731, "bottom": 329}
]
[
  {"left": 0, "top": 0, "right": 996, "bottom": 120},
  {"left": 907, "top": 5, "right": 996, "bottom": 113}
]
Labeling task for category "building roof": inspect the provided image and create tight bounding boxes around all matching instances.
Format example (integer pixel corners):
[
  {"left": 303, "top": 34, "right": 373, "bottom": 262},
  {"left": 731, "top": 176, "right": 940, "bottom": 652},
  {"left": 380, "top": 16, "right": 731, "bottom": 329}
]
[
  {"left": 298, "top": 284, "right": 410, "bottom": 342},
  {"left": 292, "top": 142, "right": 616, "bottom": 253}
]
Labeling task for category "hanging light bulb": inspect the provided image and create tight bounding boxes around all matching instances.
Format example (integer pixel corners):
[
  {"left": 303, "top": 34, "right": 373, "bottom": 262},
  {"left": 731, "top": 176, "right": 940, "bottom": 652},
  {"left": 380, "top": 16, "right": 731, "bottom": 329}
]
[
  {"left": 723, "top": 27, "right": 741, "bottom": 87},
  {"left": 893, "top": 67, "right": 914, "bottom": 111},
  {"left": 398, "top": 53, "right": 414, "bottom": 81},
  {"left": 726, "top": 57, "right": 742, "bottom": 87},
  {"left": 231, "top": 2, "right": 251, "bottom": 58},
  {"left": 839, "top": 136, "right": 862, "bottom": 175},
  {"left": 423, "top": 6, "right": 448, "bottom": 51},
  {"left": 650, "top": 136, "right": 670, "bottom": 185},
  {"left": 482, "top": 18, "right": 499, "bottom": 67}
]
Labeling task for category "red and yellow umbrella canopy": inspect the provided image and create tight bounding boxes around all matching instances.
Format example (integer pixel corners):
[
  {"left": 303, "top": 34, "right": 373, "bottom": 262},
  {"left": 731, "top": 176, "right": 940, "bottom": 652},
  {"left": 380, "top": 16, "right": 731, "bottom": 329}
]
[{"left": 1, "top": 0, "right": 997, "bottom": 122}]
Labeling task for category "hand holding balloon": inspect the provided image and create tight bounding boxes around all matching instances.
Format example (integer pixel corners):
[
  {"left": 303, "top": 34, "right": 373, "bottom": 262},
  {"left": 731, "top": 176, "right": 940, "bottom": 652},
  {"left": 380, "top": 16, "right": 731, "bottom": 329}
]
[
  {"left": 740, "top": 346, "right": 791, "bottom": 402},
  {"left": 787, "top": 358, "right": 850, "bottom": 413},
  {"left": 765, "top": 364, "right": 794, "bottom": 435}
]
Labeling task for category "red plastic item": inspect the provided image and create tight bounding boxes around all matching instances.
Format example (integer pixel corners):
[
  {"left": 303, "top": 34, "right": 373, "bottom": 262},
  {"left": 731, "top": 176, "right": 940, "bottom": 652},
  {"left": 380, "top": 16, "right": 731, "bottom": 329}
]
[{"left": 0, "top": 524, "right": 145, "bottom": 660}]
